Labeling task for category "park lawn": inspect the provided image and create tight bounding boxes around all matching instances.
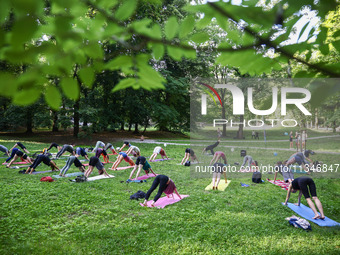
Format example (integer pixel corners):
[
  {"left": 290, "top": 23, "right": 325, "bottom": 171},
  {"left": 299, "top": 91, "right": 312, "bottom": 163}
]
[{"left": 0, "top": 140, "right": 339, "bottom": 254}]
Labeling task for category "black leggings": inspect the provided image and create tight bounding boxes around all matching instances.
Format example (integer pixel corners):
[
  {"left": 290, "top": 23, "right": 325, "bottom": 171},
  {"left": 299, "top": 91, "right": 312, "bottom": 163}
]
[
  {"left": 295, "top": 177, "right": 317, "bottom": 199},
  {"left": 205, "top": 141, "right": 219, "bottom": 155},
  {"left": 145, "top": 175, "right": 169, "bottom": 202},
  {"left": 16, "top": 142, "right": 26, "bottom": 150},
  {"left": 47, "top": 143, "right": 59, "bottom": 151}
]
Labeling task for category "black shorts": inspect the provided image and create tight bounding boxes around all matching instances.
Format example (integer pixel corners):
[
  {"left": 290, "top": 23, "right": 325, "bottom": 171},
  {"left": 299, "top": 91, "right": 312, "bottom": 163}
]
[
  {"left": 74, "top": 158, "right": 83, "bottom": 168},
  {"left": 16, "top": 151, "right": 24, "bottom": 157},
  {"left": 42, "top": 156, "right": 51, "bottom": 166},
  {"left": 89, "top": 156, "right": 99, "bottom": 167},
  {"left": 135, "top": 156, "right": 146, "bottom": 165}
]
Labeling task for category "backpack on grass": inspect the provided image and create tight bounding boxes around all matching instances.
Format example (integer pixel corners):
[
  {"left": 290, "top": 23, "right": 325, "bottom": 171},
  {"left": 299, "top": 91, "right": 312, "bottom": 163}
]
[
  {"left": 40, "top": 176, "right": 54, "bottom": 182},
  {"left": 75, "top": 176, "right": 87, "bottom": 182},
  {"left": 252, "top": 171, "right": 262, "bottom": 183},
  {"left": 130, "top": 190, "right": 146, "bottom": 200},
  {"left": 184, "top": 161, "right": 191, "bottom": 166}
]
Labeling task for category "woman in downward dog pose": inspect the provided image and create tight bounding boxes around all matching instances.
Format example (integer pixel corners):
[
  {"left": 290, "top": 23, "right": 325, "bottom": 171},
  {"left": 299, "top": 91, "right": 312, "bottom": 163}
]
[
  {"left": 84, "top": 156, "right": 110, "bottom": 178},
  {"left": 180, "top": 148, "right": 199, "bottom": 165},
  {"left": 55, "top": 144, "right": 75, "bottom": 159},
  {"left": 10, "top": 142, "right": 30, "bottom": 154},
  {"left": 0, "top": 145, "right": 10, "bottom": 156},
  {"left": 92, "top": 141, "right": 105, "bottom": 153},
  {"left": 142, "top": 175, "right": 181, "bottom": 207},
  {"left": 6, "top": 149, "right": 33, "bottom": 167},
  {"left": 284, "top": 177, "right": 325, "bottom": 220},
  {"left": 59, "top": 156, "right": 86, "bottom": 177},
  {"left": 126, "top": 145, "right": 141, "bottom": 157},
  {"left": 149, "top": 146, "right": 168, "bottom": 161},
  {"left": 210, "top": 151, "right": 227, "bottom": 166},
  {"left": 110, "top": 152, "right": 135, "bottom": 170},
  {"left": 47, "top": 142, "right": 62, "bottom": 152},
  {"left": 25, "top": 154, "right": 59, "bottom": 174},
  {"left": 104, "top": 143, "right": 117, "bottom": 154},
  {"left": 128, "top": 156, "right": 157, "bottom": 181},
  {"left": 202, "top": 140, "right": 220, "bottom": 155},
  {"left": 119, "top": 141, "right": 132, "bottom": 152},
  {"left": 75, "top": 147, "right": 90, "bottom": 160},
  {"left": 95, "top": 148, "right": 109, "bottom": 163}
]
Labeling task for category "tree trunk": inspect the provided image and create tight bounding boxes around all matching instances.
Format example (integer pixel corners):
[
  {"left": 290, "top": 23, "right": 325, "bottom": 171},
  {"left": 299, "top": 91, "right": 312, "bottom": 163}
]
[
  {"left": 333, "top": 120, "right": 336, "bottom": 133},
  {"left": 315, "top": 108, "right": 318, "bottom": 129},
  {"left": 128, "top": 122, "right": 132, "bottom": 132},
  {"left": 120, "top": 122, "right": 125, "bottom": 130},
  {"left": 221, "top": 106, "right": 227, "bottom": 137},
  {"left": 73, "top": 100, "right": 79, "bottom": 137},
  {"left": 133, "top": 123, "right": 139, "bottom": 134},
  {"left": 25, "top": 107, "right": 33, "bottom": 134},
  {"left": 236, "top": 115, "right": 244, "bottom": 139},
  {"left": 52, "top": 110, "right": 59, "bottom": 132}
]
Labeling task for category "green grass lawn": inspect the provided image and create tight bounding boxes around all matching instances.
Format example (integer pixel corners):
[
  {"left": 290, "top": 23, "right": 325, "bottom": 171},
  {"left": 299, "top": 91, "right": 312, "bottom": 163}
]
[{"left": 0, "top": 139, "right": 339, "bottom": 254}]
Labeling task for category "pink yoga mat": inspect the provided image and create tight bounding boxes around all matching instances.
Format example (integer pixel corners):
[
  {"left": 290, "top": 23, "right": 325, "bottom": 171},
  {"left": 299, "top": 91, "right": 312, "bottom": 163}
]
[
  {"left": 132, "top": 173, "right": 157, "bottom": 181},
  {"left": 267, "top": 179, "right": 290, "bottom": 190},
  {"left": 139, "top": 194, "right": 189, "bottom": 209},
  {"left": 113, "top": 166, "right": 134, "bottom": 171},
  {"left": 3, "top": 161, "right": 30, "bottom": 165}
]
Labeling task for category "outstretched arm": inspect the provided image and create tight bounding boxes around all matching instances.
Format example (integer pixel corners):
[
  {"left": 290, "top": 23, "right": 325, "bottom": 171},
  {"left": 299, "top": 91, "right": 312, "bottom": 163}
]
[
  {"left": 174, "top": 188, "right": 182, "bottom": 200},
  {"left": 284, "top": 185, "right": 293, "bottom": 205},
  {"left": 296, "top": 191, "right": 302, "bottom": 206}
]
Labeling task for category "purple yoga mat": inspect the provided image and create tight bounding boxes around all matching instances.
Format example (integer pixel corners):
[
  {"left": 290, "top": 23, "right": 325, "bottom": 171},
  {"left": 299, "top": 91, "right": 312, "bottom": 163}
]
[
  {"left": 149, "top": 158, "right": 173, "bottom": 162},
  {"left": 132, "top": 173, "right": 157, "bottom": 181},
  {"left": 140, "top": 194, "right": 189, "bottom": 209}
]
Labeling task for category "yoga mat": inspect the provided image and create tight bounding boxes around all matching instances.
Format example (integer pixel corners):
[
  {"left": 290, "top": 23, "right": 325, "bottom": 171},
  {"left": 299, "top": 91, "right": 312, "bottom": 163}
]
[
  {"left": 283, "top": 203, "right": 340, "bottom": 227},
  {"left": 132, "top": 173, "right": 157, "bottom": 181},
  {"left": 87, "top": 174, "right": 114, "bottom": 181},
  {"left": 52, "top": 172, "right": 84, "bottom": 179},
  {"left": 9, "top": 165, "right": 29, "bottom": 169},
  {"left": 241, "top": 182, "right": 249, "bottom": 187},
  {"left": 140, "top": 194, "right": 189, "bottom": 209},
  {"left": 205, "top": 180, "right": 231, "bottom": 191},
  {"left": 3, "top": 161, "right": 29, "bottom": 165},
  {"left": 150, "top": 158, "right": 173, "bottom": 162},
  {"left": 127, "top": 179, "right": 146, "bottom": 183},
  {"left": 110, "top": 166, "right": 134, "bottom": 171},
  {"left": 31, "top": 170, "right": 55, "bottom": 175},
  {"left": 267, "top": 179, "right": 290, "bottom": 191}
]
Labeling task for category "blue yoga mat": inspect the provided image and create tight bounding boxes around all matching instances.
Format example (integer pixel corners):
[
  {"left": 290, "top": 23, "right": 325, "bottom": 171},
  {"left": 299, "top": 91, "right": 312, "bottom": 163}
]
[
  {"left": 32, "top": 170, "right": 54, "bottom": 175},
  {"left": 283, "top": 202, "right": 340, "bottom": 227},
  {"left": 52, "top": 172, "right": 84, "bottom": 179}
]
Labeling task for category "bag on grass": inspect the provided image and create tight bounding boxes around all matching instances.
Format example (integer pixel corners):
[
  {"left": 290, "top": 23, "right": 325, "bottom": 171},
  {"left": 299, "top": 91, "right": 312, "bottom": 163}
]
[
  {"left": 240, "top": 150, "right": 246, "bottom": 157},
  {"left": 252, "top": 171, "right": 262, "bottom": 183},
  {"left": 184, "top": 161, "right": 191, "bottom": 166},
  {"left": 288, "top": 217, "right": 312, "bottom": 231},
  {"left": 130, "top": 190, "right": 146, "bottom": 200},
  {"left": 40, "top": 176, "right": 54, "bottom": 182},
  {"left": 75, "top": 176, "right": 87, "bottom": 182}
]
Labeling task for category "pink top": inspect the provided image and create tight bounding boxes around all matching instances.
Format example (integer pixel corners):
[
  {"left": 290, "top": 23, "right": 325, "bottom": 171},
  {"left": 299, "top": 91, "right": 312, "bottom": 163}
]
[
  {"left": 215, "top": 151, "right": 225, "bottom": 156},
  {"left": 163, "top": 179, "right": 176, "bottom": 195}
]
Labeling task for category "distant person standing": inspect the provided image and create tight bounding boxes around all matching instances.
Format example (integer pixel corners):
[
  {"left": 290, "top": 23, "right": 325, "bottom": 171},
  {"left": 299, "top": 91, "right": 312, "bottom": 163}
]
[
  {"left": 295, "top": 132, "right": 300, "bottom": 151},
  {"left": 289, "top": 131, "right": 294, "bottom": 149},
  {"left": 252, "top": 130, "right": 256, "bottom": 139},
  {"left": 255, "top": 132, "right": 259, "bottom": 140},
  {"left": 301, "top": 130, "right": 308, "bottom": 150},
  {"left": 217, "top": 128, "right": 222, "bottom": 138}
]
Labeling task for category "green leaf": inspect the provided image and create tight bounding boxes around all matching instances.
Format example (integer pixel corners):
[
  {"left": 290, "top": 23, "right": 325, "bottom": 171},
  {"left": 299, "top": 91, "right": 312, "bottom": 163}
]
[
  {"left": 319, "top": 44, "right": 329, "bottom": 55},
  {"left": 294, "top": 71, "right": 317, "bottom": 78},
  {"left": 196, "top": 14, "right": 213, "bottom": 29},
  {"left": 150, "top": 43, "right": 164, "bottom": 60},
  {"left": 115, "top": 0, "right": 137, "bottom": 21},
  {"left": 83, "top": 42, "right": 103, "bottom": 59},
  {"left": 12, "top": 88, "right": 41, "bottom": 105},
  {"left": 0, "top": 73, "right": 17, "bottom": 97},
  {"left": 179, "top": 15, "right": 195, "bottom": 39},
  {"left": 112, "top": 78, "right": 138, "bottom": 92},
  {"left": 190, "top": 32, "right": 210, "bottom": 44},
  {"left": 78, "top": 67, "right": 95, "bottom": 88},
  {"left": 45, "top": 86, "right": 62, "bottom": 110},
  {"left": 60, "top": 77, "right": 79, "bottom": 100},
  {"left": 167, "top": 46, "right": 182, "bottom": 61},
  {"left": 105, "top": 55, "right": 132, "bottom": 70},
  {"left": 332, "top": 40, "right": 340, "bottom": 53},
  {"left": 165, "top": 16, "right": 179, "bottom": 40},
  {"left": 11, "top": 16, "right": 38, "bottom": 48}
]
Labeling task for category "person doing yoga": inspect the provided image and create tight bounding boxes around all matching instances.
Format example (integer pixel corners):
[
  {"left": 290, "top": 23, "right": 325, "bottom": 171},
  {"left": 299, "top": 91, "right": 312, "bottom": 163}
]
[
  {"left": 92, "top": 141, "right": 105, "bottom": 153},
  {"left": 142, "top": 175, "right": 181, "bottom": 207},
  {"left": 211, "top": 162, "right": 228, "bottom": 190},
  {"left": 149, "top": 146, "right": 168, "bottom": 161},
  {"left": 0, "top": 145, "right": 10, "bottom": 156},
  {"left": 47, "top": 143, "right": 62, "bottom": 152},
  {"left": 6, "top": 149, "right": 32, "bottom": 167},
  {"left": 128, "top": 156, "right": 157, "bottom": 180},
  {"left": 285, "top": 150, "right": 314, "bottom": 173},
  {"left": 76, "top": 147, "right": 89, "bottom": 160},
  {"left": 210, "top": 151, "right": 227, "bottom": 166},
  {"left": 284, "top": 177, "right": 325, "bottom": 220},
  {"left": 25, "top": 154, "right": 59, "bottom": 174},
  {"left": 202, "top": 140, "right": 220, "bottom": 155},
  {"left": 110, "top": 152, "right": 135, "bottom": 170},
  {"left": 119, "top": 141, "right": 132, "bottom": 152},
  {"left": 9, "top": 142, "right": 30, "bottom": 154},
  {"left": 84, "top": 156, "right": 110, "bottom": 178},
  {"left": 55, "top": 144, "right": 75, "bottom": 159},
  {"left": 274, "top": 161, "right": 294, "bottom": 183},
  {"left": 180, "top": 148, "right": 199, "bottom": 165},
  {"left": 59, "top": 156, "right": 86, "bottom": 176},
  {"left": 104, "top": 143, "right": 117, "bottom": 154}
]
